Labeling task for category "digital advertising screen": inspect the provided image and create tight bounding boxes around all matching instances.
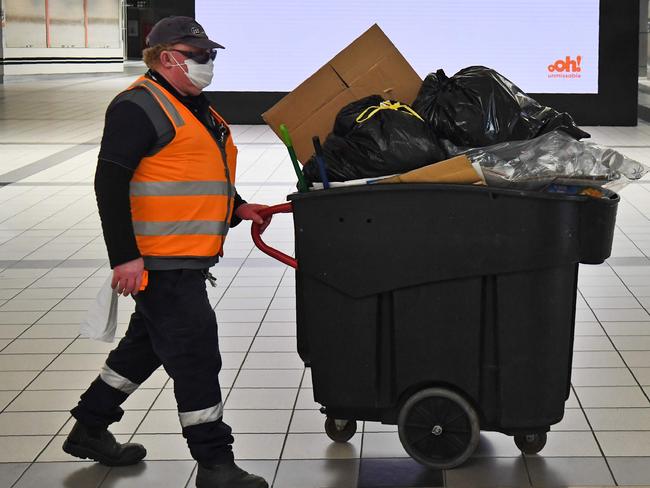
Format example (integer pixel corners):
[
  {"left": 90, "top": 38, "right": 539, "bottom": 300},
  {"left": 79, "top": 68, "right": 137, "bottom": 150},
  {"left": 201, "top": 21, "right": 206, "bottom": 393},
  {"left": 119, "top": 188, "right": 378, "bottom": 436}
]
[{"left": 196, "top": 0, "right": 600, "bottom": 94}]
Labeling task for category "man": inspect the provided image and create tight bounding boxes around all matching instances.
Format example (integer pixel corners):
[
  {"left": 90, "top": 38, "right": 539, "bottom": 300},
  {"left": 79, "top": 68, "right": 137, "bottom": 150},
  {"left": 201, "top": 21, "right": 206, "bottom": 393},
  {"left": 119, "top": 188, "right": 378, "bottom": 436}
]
[{"left": 64, "top": 16, "right": 270, "bottom": 488}]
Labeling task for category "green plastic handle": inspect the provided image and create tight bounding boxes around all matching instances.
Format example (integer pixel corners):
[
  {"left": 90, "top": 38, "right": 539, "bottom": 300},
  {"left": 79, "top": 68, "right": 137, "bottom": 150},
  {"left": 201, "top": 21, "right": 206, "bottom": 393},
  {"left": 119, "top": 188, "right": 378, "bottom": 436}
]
[
  {"left": 279, "top": 124, "right": 293, "bottom": 148},
  {"left": 278, "top": 123, "right": 309, "bottom": 192}
]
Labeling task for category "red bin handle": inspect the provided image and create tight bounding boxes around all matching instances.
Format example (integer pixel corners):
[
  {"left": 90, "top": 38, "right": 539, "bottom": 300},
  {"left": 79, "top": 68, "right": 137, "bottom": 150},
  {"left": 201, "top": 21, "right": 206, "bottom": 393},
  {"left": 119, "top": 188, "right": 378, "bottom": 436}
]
[{"left": 251, "top": 202, "right": 297, "bottom": 269}]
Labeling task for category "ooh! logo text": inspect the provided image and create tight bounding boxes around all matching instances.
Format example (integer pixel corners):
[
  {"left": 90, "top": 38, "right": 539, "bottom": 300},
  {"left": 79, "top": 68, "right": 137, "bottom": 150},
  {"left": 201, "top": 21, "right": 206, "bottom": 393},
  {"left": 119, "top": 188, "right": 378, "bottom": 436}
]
[{"left": 548, "top": 56, "right": 582, "bottom": 79}]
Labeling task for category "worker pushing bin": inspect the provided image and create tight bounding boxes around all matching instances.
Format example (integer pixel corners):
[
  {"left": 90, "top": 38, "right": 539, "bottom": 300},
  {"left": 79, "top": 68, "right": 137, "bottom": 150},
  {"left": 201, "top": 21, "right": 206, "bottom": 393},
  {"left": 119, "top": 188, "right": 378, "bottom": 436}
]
[{"left": 251, "top": 183, "right": 618, "bottom": 469}]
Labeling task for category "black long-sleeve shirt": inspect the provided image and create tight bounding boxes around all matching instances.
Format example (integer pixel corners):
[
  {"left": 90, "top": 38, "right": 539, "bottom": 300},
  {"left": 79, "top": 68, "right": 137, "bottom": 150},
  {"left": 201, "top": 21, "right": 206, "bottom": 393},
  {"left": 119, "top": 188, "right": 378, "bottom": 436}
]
[{"left": 95, "top": 70, "right": 245, "bottom": 269}]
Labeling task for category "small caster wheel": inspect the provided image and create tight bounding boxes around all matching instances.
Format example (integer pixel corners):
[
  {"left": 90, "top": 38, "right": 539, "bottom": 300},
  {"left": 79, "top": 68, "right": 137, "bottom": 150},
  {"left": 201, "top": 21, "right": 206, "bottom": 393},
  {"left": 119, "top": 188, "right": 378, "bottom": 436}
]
[
  {"left": 514, "top": 432, "right": 547, "bottom": 454},
  {"left": 398, "top": 387, "right": 480, "bottom": 470},
  {"left": 325, "top": 417, "right": 357, "bottom": 443}
]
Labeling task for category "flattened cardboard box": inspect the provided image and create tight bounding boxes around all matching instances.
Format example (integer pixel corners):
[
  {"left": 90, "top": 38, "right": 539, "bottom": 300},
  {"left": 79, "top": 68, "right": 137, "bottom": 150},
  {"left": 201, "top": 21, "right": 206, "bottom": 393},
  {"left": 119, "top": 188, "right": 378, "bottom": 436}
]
[{"left": 262, "top": 24, "right": 423, "bottom": 165}]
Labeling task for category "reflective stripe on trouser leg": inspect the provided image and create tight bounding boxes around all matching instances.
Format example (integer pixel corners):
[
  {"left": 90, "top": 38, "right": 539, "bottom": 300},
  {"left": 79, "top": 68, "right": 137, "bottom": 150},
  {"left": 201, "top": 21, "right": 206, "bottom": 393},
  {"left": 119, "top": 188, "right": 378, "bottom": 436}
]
[
  {"left": 178, "top": 402, "right": 224, "bottom": 428},
  {"left": 99, "top": 363, "right": 140, "bottom": 395}
]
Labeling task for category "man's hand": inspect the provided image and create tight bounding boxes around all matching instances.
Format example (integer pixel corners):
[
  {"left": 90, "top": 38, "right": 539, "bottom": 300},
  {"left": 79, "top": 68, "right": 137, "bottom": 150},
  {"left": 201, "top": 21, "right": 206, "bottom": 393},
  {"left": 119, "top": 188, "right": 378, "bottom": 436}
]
[
  {"left": 235, "top": 203, "right": 272, "bottom": 233},
  {"left": 112, "top": 257, "right": 145, "bottom": 297}
]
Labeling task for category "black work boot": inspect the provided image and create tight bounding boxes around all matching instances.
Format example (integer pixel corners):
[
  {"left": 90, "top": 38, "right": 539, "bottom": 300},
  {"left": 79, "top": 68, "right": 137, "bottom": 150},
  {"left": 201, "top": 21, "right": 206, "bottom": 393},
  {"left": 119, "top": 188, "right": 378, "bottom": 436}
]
[
  {"left": 62, "top": 420, "right": 146, "bottom": 466},
  {"left": 196, "top": 462, "right": 269, "bottom": 488}
]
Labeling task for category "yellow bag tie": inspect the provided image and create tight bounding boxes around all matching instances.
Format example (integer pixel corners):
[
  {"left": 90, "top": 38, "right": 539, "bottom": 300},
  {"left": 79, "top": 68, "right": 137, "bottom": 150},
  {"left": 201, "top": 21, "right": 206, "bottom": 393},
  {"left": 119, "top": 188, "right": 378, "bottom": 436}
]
[{"left": 355, "top": 100, "right": 425, "bottom": 124}]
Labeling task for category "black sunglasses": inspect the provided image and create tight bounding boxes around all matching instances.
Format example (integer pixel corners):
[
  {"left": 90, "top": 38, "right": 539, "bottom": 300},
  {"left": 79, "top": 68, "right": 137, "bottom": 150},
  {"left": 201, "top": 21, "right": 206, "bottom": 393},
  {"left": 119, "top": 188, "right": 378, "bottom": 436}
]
[{"left": 170, "top": 49, "right": 217, "bottom": 64}]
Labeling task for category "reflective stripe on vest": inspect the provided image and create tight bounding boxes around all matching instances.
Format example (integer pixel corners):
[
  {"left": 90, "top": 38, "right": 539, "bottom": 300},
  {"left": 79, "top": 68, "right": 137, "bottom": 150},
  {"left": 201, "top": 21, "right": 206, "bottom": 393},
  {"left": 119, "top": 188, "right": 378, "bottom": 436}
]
[
  {"left": 131, "top": 78, "right": 186, "bottom": 128},
  {"left": 133, "top": 220, "right": 229, "bottom": 236},
  {"left": 130, "top": 180, "right": 234, "bottom": 197},
  {"left": 124, "top": 76, "right": 237, "bottom": 259}
]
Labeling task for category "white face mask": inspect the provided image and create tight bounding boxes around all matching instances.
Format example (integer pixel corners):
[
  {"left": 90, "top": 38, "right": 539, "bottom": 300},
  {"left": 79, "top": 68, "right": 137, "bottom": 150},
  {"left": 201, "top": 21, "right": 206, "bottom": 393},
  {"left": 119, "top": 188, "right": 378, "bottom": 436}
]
[
  {"left": 183, "top": 58, "right": 214, "bottom": 90},
  {"left": 169, "top": 53, "right": 214, "bottom": 90}
]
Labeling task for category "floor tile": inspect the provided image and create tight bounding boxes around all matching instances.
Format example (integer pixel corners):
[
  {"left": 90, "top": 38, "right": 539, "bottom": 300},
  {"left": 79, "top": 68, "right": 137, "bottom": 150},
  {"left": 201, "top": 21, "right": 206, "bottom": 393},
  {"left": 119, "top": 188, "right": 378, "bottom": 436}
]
[
  {"left": 233, "top": 433, "right": 285, "bottom": 460},
  {"left": 220, "top": 352, "right": 246, "bottom": 370},
  {"left": 0, "top": 299, "right": 60, "bottom": 312},
  {"left": 28, "top": 370, "right": 100, "bottom": 390},
  {"left": 250, "top": 337, "right": 297, "bottom": 352},
  {"left": 526, "top": 456, "right": 614, "bottom": 487},
  {"left": 357, "top": 458, "right": 443, "bottom": 487},
  {"left": 218, "top": 336, "right": 254, "bottom": 352},
  {"left": 574, "top": 386, "right": 649, "bottom": 407},
  {"left": 226, "top": 388, "right": 297, "bottom": 409},
  {"left": 0, "top": 435, "right": 51, "bottom": 462},
  {"left": 573, "top": 336, "right": 614, "bottom": 351},
  {"left": 289, "top": 409, "right": 327, "bottom": 433},
  {"left": 217, "top": 323, "right": 260, "bottom": 337},
  {"left": 282, "top": 433, "right": 361, "bottom": 459},
  {"left": 633, "top": 368, "right": 650, "bottom": 385},
  {"left": 535, "top": 431, "right": 602, "bottom": 457},
  {"left": 233, "top": 369, "right": 303, "bottom": 388},
  {"left": 225, "top": 409, "right": 293, "bottom": 433},
  {"left": 217, "top": 369, "right": 237, "bottom": 389},
  {"left": 64, "top": 339, "right": 115, "bottom": 354},
  {"left": 571, "top": 367, "right": 638, "bottom": 386},
  {"left": 20, "top": 323, "right": 81, "bottom": 338},
  {"left": 13, "top": 461, "right": 109, "bottom": 488},
  {"left": 586, "top": 408, "right": 650, "bottom": 430},
  {"left": 586, "top": 296, "right": 642, "bottom": 308},
  {"left": 608, "top": 457, "right": 650, "bottom": 485},
  {"left": 216, "top": 310, "right": 266, "bottom": 323},
  {"left": 602, "top": 321, "right": 650, "bottom": 335},
  {"left": 150, "top": 389, "right": 176, "bottom": 410},
  {"left": 121, "top": 388, "right": 160, "bottom": 410},
  {"left": 0, "top": 390, "right": 20, "bottom": 410},
  {"left": 572, "top": 351, "right": 625, "bottom": 368},
  {"left": 0, "top": 354, "right": 56, "bottom": 371},
  {"left": 0, "top": 411, "right": 69, "bottom": 435},
  {"left": 242, "top": 352, "right": 303, "bottom": 369},
  {"left": 596, "top": 431, "right": 650, "bottom": 456},
  {"left": 444, "top": 457, "right": 530, "bottom": 487},
  {"left": 574, "top": 322, "right": 606, "bottom": 336},
  {"left": 622, "top": 351, "right": 650, "bottom": 367},
  {"left": 0, "top": 324, "right": 30, "bottom": 339},
  {"left": 472, "top": 432, "right": 522, "bottom": 457},
  {"left": 99, "top": 460, "right": 195, "bottom": 488},
  {"left": 0, "top": 463, "right": 29, "bottom": 488},
  {"left": 362, "top": 432, "right": 408, "bottom": 458},
  {"left": 1, "top": 338, "right": 73, "bottom": 354},
  {"left": 136, "top": 410, "right": 180, "bottom": 434},
  {"left": 612, "top": 336, "right": 650, "bottom": 351},
  {"left": 594, "top": 308, "right": 650, "bottom": 322},
  {"left": 46, "top": 354, "right": 105, "bottom": 371},
  {"left": 0, "top": 311, "right": 44, "bottom": 325},
  {"left": 580, "top": 286, "right": 632, "bottom": 297},
  {"left": 0, "top": 371, "right": 38, "bottom": 390},
  {"left": 257, "top": 322, "right": 296, "bottom": 337},
  {"left": 7, "top": 389, "right": 84, "bottom": 412},
  {"left": 274, "top": 459, "right": 359, "bottom": 488}
]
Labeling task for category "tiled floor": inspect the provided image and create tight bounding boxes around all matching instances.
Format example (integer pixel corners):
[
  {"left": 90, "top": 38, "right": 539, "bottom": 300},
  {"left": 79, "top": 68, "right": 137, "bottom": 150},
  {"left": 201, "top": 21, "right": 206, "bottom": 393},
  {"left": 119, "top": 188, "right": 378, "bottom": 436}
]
[{"left": 2, "top": 66, "right": 650, "bottom": 487}]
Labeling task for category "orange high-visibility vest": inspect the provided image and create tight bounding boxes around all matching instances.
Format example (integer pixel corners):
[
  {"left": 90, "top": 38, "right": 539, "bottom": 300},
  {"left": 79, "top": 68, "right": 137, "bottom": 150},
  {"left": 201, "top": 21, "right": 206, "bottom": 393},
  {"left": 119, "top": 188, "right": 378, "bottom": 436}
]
[{"left": 125, "top": 76, "right": 237, "bottom": 258}]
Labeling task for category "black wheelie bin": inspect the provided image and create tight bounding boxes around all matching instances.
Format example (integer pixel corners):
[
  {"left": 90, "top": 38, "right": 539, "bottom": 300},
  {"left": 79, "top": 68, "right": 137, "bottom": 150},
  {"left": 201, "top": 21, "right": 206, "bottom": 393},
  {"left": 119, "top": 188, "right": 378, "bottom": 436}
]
[{"left": 251, "top": 183, "right": 619, "bottom": 469}]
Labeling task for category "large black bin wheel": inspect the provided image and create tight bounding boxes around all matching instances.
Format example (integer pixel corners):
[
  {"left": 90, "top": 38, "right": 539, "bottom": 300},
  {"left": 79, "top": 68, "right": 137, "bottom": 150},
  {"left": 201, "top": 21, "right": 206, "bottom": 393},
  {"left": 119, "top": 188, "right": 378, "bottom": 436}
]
[
  {"left": 325, "top": 417, "right": 357, "bottom": 443},
  {"left": 514, "top": 432, "right": 547, "bottom": 454},
  {"left": 398, "top": 387, "right": 480, "bottom": 469}
]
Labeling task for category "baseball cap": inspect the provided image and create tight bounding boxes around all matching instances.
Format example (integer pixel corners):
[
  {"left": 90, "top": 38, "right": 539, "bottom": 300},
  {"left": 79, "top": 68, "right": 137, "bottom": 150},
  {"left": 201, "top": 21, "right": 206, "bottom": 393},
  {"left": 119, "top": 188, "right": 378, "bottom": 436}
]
[{"left": 146, "top": 16, "right": 225, "bottom": 50}]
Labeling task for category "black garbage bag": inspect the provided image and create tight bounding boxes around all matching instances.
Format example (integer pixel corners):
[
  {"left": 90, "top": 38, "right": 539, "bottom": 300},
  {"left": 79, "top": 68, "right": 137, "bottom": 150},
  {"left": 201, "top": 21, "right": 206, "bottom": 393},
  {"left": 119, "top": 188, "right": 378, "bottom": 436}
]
[
  {"left": 411, "top": 66, "right": 590, "bottom": 148},
  {"left": 303, "top": 95, "right": 447, "bottom": 183}
]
